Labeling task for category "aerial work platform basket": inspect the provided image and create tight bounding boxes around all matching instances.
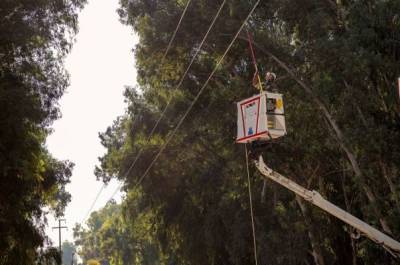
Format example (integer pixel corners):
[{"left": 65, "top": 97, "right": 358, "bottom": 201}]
[{"left": 236, "top": 91, "right": 286, "bottom": 143}]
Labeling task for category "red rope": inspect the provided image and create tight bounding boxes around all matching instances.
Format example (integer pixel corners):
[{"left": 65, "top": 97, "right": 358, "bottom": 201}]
[
  {"left": 246, "top": 29, "right": 263, "bottom": 91},
  {"left": 246, "top": 30, "right": 259, "bottom": 73}
]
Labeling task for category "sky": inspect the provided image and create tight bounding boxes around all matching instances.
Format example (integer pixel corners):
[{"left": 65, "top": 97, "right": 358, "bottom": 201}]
[{"left": 45, "top": 0, "right": 138, "bottom": 244}]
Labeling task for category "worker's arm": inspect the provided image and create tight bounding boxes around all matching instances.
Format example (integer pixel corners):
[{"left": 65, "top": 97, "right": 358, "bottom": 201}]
[{"left": 252, "top": 71, "right": 260, "bottom": 88}]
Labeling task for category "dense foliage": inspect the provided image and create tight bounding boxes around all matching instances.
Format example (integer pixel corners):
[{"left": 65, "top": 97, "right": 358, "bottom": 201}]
[
  {"left": 74, "top": 200, "right": 162, "bottom": 265},
  {"left": 79, "top": 0, "right": 400, "bottom": 264},
  {"left": 0, "top": 0, "right": 86, "bottom": 264}
]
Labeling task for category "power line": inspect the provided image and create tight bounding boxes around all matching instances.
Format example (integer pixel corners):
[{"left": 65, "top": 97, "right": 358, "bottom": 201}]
[
  {"left": 80, "top": 0, "right": 195, "bottom": 222},
  {"left": 107, "top": 0, "right": 228, "bottom": 202},
  {"left": 81, "top": 183, "right": 105, "bottom": 223},
  {"left": 134, "top": 0, "right": 261, "bottom": 188},
  {"left": 89, "top": 0, "right": 261, "bottom": 219},
  {"left": 162, "top": 0, "right": 194, "bottom": 62}
]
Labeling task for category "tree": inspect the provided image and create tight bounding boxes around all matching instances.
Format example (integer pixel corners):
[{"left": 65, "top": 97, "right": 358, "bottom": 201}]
[
  {"left": 74, "top": 200, "right": 164, "bottom": 265},
  {"left": 0, "top": 0, "right": 86, "bottom": 264},
  {"left": 37, "top": 247, "right": 61, "bottom": 265},
  {"left": 96, "top": 0, "right": 400, "bottom": 264}
]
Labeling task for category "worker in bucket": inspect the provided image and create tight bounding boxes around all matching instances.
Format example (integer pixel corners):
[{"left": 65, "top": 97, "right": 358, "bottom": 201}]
[{"left": 252, "top": 70, "right": 276, "bottom": 91}]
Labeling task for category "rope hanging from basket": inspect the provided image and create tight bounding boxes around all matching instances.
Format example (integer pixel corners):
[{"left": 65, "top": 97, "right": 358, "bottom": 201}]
[{"left": 245, "top": 144, "right": 259, "bottom": 265}]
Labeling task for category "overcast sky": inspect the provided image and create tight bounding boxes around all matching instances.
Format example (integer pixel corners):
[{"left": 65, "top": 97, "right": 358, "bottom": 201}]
[{"left": 46, "top": 0, "right": 138, "bottom": 244}]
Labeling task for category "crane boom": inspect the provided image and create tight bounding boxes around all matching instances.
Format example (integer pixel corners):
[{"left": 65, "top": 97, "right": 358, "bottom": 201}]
[{"left": 255, "top": 156, "right": 400, "bottom": 256}]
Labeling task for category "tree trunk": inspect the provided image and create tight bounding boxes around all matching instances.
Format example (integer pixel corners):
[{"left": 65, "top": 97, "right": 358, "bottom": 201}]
[
  {"left": 261, "top": 179, "right": 267, "bottom": 203},
  {"left": 380, "top": 161, "right": 400, "bottom": 210},
  {"left": 341, "top": 167, "right": 358, "bottom": 265},
  {"left": 296, "top": 196, "right": 326, "bottom": 265}
]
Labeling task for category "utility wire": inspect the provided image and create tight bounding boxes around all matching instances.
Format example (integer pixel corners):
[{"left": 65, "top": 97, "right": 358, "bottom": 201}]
[
  {"left": 81, "top": 183, "right": 105, "bottom": 223},
  {"left": 162, "top": 0, "right": 193, "bottom": 62},
  {"left": 135, "top": 0, "right": 261, "bottom": 188},
  {"left": 80, "top": 1, "right": 194, "bottom": 222},
  {"left": 107, "top": 0, "right": 228, "bottom": 201},
  {"left": 80, "top": 116, "right": 139, "bottom": 224}
]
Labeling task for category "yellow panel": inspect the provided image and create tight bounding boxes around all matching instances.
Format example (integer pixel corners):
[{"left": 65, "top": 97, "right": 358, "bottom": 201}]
[{"left": 276, "top": 98, "right": 283, "bottom": 109}]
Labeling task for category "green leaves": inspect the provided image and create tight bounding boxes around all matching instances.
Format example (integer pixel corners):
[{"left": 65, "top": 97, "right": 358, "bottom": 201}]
[
  {"left": 0, "top": 0, "right": 85, "bottom": 264},
  {"left": 74, "top": 200, "right": 162, "bottom": 265},
  {"left": 92, "top": 0, "right": 400, "bottom": 264}
]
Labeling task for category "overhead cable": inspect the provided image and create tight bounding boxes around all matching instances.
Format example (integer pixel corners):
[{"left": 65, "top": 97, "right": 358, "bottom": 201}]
[
  {"left": 161, "top": 0, "right": 194, "bottom": 62},
  {"left": 106, "top": 0, "right": 228, "bottom": 202},
  {"left": 80, "top": 1, "right": 193, "bottom": 221},
  {"left": 135, "top": 0, "right": 261, "bottom": 188},
  {"left": 81, "top": 183, "right": 105, "bottom": 223}
]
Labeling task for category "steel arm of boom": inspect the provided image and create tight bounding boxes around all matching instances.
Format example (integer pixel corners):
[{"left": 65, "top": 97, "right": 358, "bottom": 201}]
[{"left": 255, "top": 156, "right": 400, "bottom": 256}]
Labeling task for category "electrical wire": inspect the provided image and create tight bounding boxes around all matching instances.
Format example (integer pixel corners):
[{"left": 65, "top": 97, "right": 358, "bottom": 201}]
[
  {"left": 81, "top": 183, "right": 105, "bottom": 223},
  {"left": 88, "top": 0, "right": 261, "bottom": 224},
  {"left": 80, "top": 1, "right": 194, "bottom": 222},
  {"left": 135, "top": 0, "right": 261, "bottom": 188},
  {"left": 106, "top": 0, "right": 228, "bottom": 203},
  {"left": 161, "top": 0, "right": 193, "bottom": 62}
]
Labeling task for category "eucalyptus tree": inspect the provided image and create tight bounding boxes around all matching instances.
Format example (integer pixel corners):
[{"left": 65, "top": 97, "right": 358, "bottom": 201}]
[
  {"left": 0, "top": 0, "right": 86, "bottom": 264},
  {"left": 96, "top": 0, "right": 400, "bottom": 264}
]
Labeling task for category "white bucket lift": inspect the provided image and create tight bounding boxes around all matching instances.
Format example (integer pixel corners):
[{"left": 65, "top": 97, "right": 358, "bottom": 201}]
[{"left": 236, "top": 91, "right": 286, "bottom": 143}]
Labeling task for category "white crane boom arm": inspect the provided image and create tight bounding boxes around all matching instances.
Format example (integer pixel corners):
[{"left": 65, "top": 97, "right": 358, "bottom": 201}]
[{"left": 255, "top": 156, "right": 400, "bottom": 255}]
